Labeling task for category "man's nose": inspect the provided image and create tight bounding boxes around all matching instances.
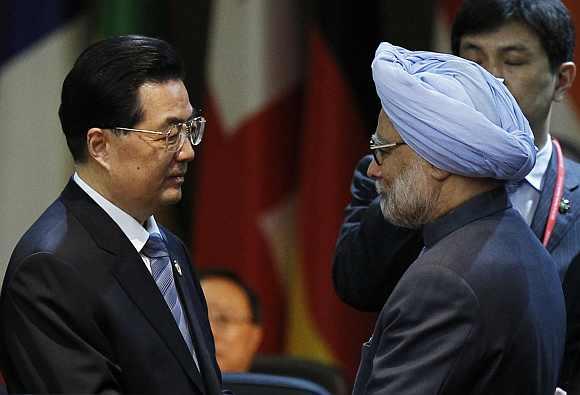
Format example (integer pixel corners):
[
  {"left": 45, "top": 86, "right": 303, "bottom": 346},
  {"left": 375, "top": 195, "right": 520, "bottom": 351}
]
[
  {"left": 367, "top": 158, "right": 382, "bottom": 178},
  {"left": 176, "top": 139, "right": 195, "bottom": 162}
]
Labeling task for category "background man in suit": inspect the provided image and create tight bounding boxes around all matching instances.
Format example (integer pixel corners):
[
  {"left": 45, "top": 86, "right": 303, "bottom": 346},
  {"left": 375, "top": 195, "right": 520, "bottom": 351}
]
[
  {"left": 352, "top": 42, "right": 565, "bottom": 395},
  {"left": 0, "top": 35, "right": 228, "bottom": 394},
  {"left": 334, "top": 0, "right": 580, "bottom": 390},
  {"left": 200, "top": 269, "right": 264, "bottom": 373}
]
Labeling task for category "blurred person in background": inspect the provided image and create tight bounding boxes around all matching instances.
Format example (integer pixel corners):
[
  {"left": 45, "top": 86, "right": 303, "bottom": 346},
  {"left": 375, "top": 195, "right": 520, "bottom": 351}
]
[{"left": 201, "top": 269, "right": 264, "bottom": 373}]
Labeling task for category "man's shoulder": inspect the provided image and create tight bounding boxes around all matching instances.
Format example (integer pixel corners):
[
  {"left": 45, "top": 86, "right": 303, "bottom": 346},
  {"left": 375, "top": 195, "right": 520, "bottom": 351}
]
[
  {"left": 422, "top": 211, "right": 551, "bottom": 279},
  {"left": 411, "top": 215, "right": 559, "bottom": 317},
  {"left": 13, "top": 197, "right": 70, "bottom": 254},
  {"left": 3, "top": 196, "right": 93, "bottom": 289},
  {"left": 8, "top": 195, "right": 98, "bottom": 275}
]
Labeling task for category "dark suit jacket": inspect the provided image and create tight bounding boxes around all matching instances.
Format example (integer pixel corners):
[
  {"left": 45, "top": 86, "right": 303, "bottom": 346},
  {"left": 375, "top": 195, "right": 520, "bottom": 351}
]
[
  {"left": 563, "top": 254, "right": 580, "bottom": 395},
  {"left": 334, "top": 149, "right": 580, "bottom": 388},
  {"left": 352, "top": 189, "right": 565, "bottom": 395},
  {"left": 0, "top": 179, "right": 226, "bottom": 394}
]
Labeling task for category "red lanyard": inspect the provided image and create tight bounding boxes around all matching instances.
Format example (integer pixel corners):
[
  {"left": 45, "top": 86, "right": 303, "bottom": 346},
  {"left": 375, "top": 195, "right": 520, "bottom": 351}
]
[{"left": 542, "top": 139, "right": 565, "bottom": 247}]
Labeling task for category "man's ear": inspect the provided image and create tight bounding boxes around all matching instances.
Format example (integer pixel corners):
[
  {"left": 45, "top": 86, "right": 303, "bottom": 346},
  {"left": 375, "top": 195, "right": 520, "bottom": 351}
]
[
  {"left": 428, "top": 163, "right": 451, "bottom": 182},
  {"left": 86, "top": 128, "right": 112, "bottom": 170},
  {"left": 554, "top": 61, "right": 576, "bottom": 102}
]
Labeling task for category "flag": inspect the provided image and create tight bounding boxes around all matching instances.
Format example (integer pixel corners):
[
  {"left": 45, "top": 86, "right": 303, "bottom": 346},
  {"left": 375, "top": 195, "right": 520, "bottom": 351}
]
[
  {"left": 0, "top": 0, "right": 86, "bottom": 286},
  {"left": 193, "top": 0, "right": 303, "bottom": 353},
  {"left": 0, "top": 0, "right": 168, "bottom": 288},
  {"left": 288, "top": 0, "right": 382, "bottom": 382},
  {"left": 96, "top": 0, "right": 167, "bottom": 39},
  {"left": 0, "top": 0, "right": 87, "bottom": 385},
  {"left": 195, "top": 0, "right": 438, "bottom": 383}
]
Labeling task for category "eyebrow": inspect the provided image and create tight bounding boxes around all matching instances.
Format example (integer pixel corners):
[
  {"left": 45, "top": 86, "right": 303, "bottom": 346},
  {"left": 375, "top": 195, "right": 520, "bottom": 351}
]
[
  {"left": 156, "top": 114, "right": 196, "bottom": 131},
  {"left": 460, "top": 42, "right": 482, "bottom": 52},
  {"left": 165, "top": 115, "right": 192, "bottom": 125},
  {"left": 461, "top": 42, "right": 531, "bottom": 54}
]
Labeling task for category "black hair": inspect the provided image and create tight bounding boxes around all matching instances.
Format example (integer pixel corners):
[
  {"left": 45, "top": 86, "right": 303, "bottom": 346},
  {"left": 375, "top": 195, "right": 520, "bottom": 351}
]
[
  {"left": 451, "top": 0, "right": 575, "bottom": 71},
  {"left": 58, "top": 35, "right": 185, "bottom": 162},
  {"left": 199, "top": 268, "right": 262, "bottom": 325}
]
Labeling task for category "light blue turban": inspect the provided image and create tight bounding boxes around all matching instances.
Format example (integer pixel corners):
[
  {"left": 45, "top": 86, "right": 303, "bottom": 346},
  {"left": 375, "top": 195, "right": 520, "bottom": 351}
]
[{"left": 372, "top": 42, "right": 536, "bottom": 180}]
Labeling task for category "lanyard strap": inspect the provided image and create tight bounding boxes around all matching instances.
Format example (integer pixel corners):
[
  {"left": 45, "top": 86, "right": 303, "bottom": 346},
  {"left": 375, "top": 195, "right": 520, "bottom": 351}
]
[{"left": 542, "top": 139, "right": 565, "bottom": 247}]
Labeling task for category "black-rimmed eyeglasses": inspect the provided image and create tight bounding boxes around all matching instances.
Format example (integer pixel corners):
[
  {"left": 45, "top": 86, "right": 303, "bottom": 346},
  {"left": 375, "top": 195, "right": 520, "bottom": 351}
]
[
  {"left": 113, "top": 115, "right": 206, "bottom": 152},
  {"left": 370, "top": 134, "right": 406, "bottom": 165}
]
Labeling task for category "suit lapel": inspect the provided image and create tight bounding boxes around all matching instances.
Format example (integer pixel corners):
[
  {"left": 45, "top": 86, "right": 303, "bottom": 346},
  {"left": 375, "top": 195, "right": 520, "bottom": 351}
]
[
  {"left": 164, "top": 237, "right": 222, "bottom": 394},
  {"left": 111, "top": 245, "right": 206, "bottom": 392},
  {"left": 531, "top": 153, "right": 556, "bottom": 241},
  {"left": 546, "top": 157, "right": 580, "bottom": 251},
  {"left": 531, "top": 149, "right": 579, "bottom": 252},
  {"left": 61, "top": 180, "right": 205, "bottom": 392}
]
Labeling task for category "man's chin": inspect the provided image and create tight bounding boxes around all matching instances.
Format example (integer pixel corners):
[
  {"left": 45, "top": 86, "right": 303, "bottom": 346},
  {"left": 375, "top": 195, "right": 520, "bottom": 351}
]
[
  {"left": 161, "top": 188, "right": 183, "bottom": 205},
  {"left": 379, "top": 196, "right": 422, "bottom": 229}
]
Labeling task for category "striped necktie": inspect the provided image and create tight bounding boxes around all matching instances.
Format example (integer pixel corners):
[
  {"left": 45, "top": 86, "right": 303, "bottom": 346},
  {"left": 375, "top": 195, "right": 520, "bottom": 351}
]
[{"left": 142, "top": 232, "right": 199, "bottom": 370}]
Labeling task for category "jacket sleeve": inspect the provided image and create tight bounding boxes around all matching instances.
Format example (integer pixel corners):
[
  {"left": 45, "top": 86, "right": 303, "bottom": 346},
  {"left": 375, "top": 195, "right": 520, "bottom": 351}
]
[
  {"left": 332, "top": 155, "right": 424, "bottom": 311},
  {"left": 0, "top": 253, "right": 121, "bottom": 395}
]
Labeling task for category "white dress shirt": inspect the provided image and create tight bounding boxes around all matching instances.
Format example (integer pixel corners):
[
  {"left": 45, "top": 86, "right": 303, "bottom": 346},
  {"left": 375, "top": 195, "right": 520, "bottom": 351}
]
[
  {"left": 73, "top": 172, "right": 159, "bottom": 273},
  {"left": 509, "top": 137, "right": 553, "bottom": 225}
]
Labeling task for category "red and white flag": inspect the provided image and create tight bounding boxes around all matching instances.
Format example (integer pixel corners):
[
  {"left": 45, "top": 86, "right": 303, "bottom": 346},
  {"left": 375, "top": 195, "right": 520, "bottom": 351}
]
[{"left": 193, "top": 0, "right": 303, "bottom": 353}]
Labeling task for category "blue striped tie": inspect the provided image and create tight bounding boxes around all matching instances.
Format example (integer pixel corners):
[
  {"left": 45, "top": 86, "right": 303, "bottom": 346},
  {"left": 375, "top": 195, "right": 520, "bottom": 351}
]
[{"left": 142, "top": 232, "right": 199, "bottom": 370}]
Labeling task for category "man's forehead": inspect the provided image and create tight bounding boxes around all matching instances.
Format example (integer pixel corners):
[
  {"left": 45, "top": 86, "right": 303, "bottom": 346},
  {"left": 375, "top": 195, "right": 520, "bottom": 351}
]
[
  {"left": 459, "top": 21, "right": 543, "bottom": 53},
  {"left": 377, "top": 110, "right": 402, "bottom": 141},
  {"left": 202, "top": 277, "right": 252, "bottom": 307},
  {"left": 136, "top": 80, "right": 193, "bottom": 126}
]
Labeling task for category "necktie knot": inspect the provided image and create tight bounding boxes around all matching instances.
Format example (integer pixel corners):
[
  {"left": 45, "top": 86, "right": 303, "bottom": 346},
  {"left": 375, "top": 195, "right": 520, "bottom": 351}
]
[{"left": 142, "top": 233, "right": 170, "bottom": 259}]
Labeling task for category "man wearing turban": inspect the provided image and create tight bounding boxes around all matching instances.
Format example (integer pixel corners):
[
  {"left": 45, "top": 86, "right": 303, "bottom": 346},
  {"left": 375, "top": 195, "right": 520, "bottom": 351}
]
[
  {"left": 335, "top": 0, "right": 580, "bottom": 391},
  {"left": 351, "top": 42, "right": 565, "bottom": 394}
]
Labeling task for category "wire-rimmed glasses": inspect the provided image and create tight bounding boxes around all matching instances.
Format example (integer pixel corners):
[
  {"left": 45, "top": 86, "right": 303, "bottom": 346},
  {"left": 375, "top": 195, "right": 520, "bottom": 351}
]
[
  {"left": 113, "top": 115, "right": 206, "bottom": 152},
  {"left": 370, "top": 134, "right": 406, "bottom": 165}
]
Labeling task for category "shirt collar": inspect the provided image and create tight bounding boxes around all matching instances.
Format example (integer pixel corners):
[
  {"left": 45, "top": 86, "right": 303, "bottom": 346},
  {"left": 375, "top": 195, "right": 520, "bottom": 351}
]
[
  {"left": 422, "top": 188, "right": 511, "bottom": 249},
  {"left": 73, "top": 172, "right": 160, "bottom": 254},
  {"left": 525, "top": 136, "right": 552, "bottom": 191}
]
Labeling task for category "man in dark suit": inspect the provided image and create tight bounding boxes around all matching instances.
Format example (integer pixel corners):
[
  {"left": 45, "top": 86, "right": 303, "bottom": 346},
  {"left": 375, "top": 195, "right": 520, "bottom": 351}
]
[
  {"left": 334, "top": 0, "right": 580, "bottom": 390},
  {"left": 0, "top": 35, "right": 228, "bottom": 394},
  {"left": 352, "top": 41, "right": 565, "bottom": 395}
]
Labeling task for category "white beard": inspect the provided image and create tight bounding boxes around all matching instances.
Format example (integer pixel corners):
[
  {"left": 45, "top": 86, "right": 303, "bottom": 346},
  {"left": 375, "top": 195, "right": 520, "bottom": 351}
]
[{"left": 376, "top": 160, "right": 439, "bottom": 229}]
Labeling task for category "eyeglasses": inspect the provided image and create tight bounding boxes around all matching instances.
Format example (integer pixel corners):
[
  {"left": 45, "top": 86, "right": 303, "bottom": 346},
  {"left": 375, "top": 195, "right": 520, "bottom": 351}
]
[
  {"left": 208, "top": 311, "right": 253, "bottom": 329},
  {"left": 113, "top": 115, "right": 206, "bottom": 152},
  {"left": 370, "top": 134, "right": 406, "bottom": 165}
]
